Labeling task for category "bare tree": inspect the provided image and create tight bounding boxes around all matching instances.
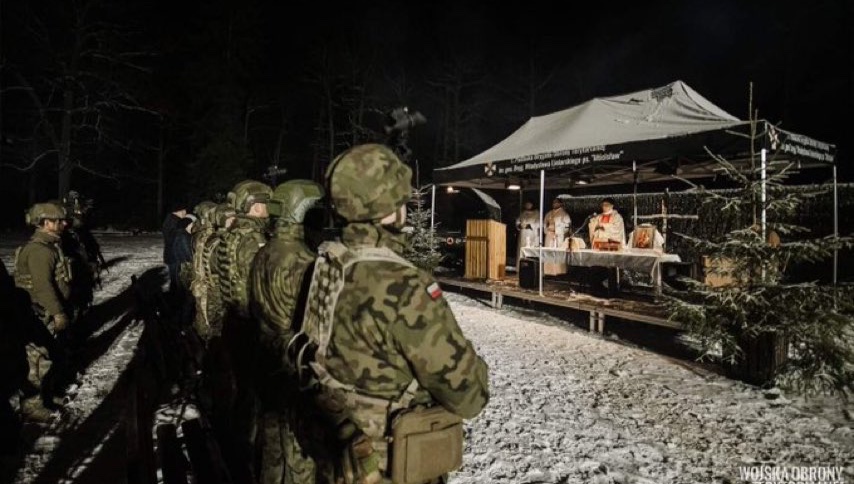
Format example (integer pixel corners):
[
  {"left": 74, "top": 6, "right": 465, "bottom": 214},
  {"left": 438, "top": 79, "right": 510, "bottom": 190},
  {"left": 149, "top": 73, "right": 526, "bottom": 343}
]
[
  {"left": 1, "top": 0, "right": 154, "bottom": 198},
  {"left": 340, "top": 45, "right": 378, "bottom": 147},
  {"left": 427, "top": 56, "right": 485, "bottom": 165},
  {"left": 489, "top": 48, "right": 561, "bottom": 123},
  {"left": 305, "top": 47, "right": 343, "bottom": 181}
]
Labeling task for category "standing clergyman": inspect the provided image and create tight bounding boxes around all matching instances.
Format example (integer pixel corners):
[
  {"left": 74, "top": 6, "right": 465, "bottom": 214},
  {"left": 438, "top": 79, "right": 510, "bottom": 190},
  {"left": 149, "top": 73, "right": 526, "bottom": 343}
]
[
  {"left": 543, "top": 198, "right": 571, "bottom": 275},
  {"left": 515, "top": 200, "right": 540, "bottom": 270}
]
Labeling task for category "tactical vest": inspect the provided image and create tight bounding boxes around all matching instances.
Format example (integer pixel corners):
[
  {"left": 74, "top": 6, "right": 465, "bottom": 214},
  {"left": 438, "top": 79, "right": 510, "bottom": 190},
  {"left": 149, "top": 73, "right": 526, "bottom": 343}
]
[
  {"left": 218, "top": 224, "right": 265, "bottom": 318},
  {"left": 13, "top": 237, "right": 72, "bottom": 291},
  {"left": 290, "top": 242, "right": 421, "bottom": 473}
]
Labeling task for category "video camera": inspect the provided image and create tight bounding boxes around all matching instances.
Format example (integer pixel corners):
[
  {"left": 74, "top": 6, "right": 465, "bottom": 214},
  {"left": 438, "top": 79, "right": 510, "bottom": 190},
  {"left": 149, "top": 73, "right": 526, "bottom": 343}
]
[
  {"left": 262, "top": 164, "right": 289, "bottom": 186},
  {"left": 385, "top": 107, "right": 426, "bottom": 163},
  {"left": 385, "top": 107, "right": 427, "bottom": 134}
]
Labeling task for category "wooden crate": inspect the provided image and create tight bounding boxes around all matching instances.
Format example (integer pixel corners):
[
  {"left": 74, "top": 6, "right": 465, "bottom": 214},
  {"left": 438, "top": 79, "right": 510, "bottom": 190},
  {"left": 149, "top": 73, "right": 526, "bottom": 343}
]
[{"left": 465, "top": 219, "right": 506, "bottom": 280}]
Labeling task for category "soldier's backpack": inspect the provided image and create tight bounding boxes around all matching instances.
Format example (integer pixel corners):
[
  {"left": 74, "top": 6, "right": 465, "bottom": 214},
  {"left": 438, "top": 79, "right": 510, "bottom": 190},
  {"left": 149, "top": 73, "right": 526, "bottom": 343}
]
[
  {"left": 218, "top": 224, "right": 266, "bottom": 318},
  {"left": 289, "top": 241, "right": 463, "bottom": 484},
  {"left": 190, "top": 228, "right": 217, "bottom": 338}
]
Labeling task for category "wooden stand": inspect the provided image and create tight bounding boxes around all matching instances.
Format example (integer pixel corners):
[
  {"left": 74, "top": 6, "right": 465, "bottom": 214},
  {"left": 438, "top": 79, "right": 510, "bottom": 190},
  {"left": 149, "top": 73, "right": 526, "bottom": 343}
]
[{"left": 465, "top": 219, "right": 506, "bottom": 280}]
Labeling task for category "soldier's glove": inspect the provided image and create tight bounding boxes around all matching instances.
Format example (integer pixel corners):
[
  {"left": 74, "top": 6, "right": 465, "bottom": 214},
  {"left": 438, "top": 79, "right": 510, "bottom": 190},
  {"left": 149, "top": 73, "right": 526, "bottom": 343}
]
[
  {"left": 339, "top": 424, "right": 382, "bottom": 484},
  {"left": 53, "top": 313, "right": 69, "bottom": 332}
]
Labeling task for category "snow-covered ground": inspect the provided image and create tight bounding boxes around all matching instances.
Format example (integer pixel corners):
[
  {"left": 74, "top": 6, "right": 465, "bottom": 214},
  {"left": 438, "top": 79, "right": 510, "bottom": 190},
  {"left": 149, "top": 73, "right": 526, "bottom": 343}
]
[
  {"left": 447, "top": 294, "right": 854, "bottom": 484},
  {"left": 1, "top": 234, "right": 851, "bottom": 484},
  {"left": 1, "top": 233, "right": 162, "bottom": 484}
]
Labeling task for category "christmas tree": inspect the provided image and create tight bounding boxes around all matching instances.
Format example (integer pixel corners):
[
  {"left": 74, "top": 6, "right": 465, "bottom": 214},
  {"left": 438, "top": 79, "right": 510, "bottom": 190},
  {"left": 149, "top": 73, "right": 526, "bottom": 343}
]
[
  {"left": 667, "top": 90, "right": 853, "bottom": 394},
  {"left": 403, "top": 187, "right": 444, "bottom": 272}
]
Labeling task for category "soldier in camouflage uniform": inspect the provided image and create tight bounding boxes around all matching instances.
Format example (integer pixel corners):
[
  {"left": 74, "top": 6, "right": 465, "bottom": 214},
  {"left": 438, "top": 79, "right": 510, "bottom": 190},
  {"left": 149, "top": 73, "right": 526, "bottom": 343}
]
[
  {"left": 250, "top": 180, "right": 326, "bottom": 484},
  {"left": 215, "top": 180, "right": 272, "bottom": 483},
  {"left": 1, "top": 259, "right": 52, "bottom": 433},
  {"left": 188, "top": 200, "right": 218, "bottom": 338},
  {"left": 13, "top": 202, "right": 75, "bottom": 415},
  {"left": 196, "top": 203, "right": 237, "bottom": 341},
  {"left": 195, "top": 202, "right": 240, "bottom": 468},
  {"left": 62, "top": 192, "right": 102, "bottom": 317},
  {"left": 292, "top": 144, "right": 489, "bottom": 484}
]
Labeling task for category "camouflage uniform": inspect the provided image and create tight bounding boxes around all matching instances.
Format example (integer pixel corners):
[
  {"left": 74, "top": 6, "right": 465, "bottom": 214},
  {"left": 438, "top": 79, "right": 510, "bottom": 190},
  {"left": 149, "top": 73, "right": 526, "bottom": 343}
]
[
  {"left": 62, "top": 191, "right": 104, "bottom": 314},
  {"left": 14, "top": 203, "right": 75, "bottom": 413},
  {"left": 1, "top": 260, "right": 40, "bottom": 437},
  {"left": 196, "top": 203, "right": 237, "bottom": 340},
  {"left": 294, "top": 145, "right": 489, "bottom": 484},
  {"left": 215, "top": 180, "right": 272, "bottom": 483},
  {"left": 62, "top": 226, "right": 96, "bottom": 314},
  {"left": 191, "top": 201, "right": 218, "bottom": 252},
  {"left": 188, "top": 201, "right": 218, "bottom": 338},
  {"left": 250, "top": 180, "right": 325, "bottom": 484},
  {"left": 197, "top": 203, "right": 238, "bottom": 443}
]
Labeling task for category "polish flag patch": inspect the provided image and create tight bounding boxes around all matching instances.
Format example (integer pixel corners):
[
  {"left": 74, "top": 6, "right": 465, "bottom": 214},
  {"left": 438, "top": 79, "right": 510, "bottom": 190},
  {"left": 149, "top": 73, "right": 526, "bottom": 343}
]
[{"left": 426, "top": 282, "right": 443, "bottom": 300}]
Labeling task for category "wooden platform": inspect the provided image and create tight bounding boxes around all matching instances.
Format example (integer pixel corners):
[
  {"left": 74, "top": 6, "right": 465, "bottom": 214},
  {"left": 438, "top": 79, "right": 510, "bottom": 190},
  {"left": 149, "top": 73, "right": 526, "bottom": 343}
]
[{"left": 437, "top": 275, "right": 683, "bottom": 333}]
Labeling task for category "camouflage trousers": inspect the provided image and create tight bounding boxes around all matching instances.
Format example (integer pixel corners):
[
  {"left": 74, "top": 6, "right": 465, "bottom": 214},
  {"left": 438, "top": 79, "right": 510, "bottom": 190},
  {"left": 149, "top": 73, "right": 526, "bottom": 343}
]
[
  {"left": 259, "top": 410, "right": 316, "bottom": 484},
  {"left": 195, "top": 288, "right": 226, "bottom": 341},
  {"left": 26, "top": 338, "right": 69, "bottom": 406}
]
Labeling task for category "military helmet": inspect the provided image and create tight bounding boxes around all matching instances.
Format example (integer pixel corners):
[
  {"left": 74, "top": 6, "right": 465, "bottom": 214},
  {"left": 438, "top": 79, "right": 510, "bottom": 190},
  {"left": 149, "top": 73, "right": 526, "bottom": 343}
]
[
  {"left": 213, "top": 203, "right": 237, "bottom": 228},
  {"left": 25, "top": 202, "right": 67, "bottom": 226},
  {"left": 269, "top": 180, "right": 325, "bottom": 224},
  {"left": 325, "top": 144, "right": 412, "bottom": 221},
  {"left": 227, "top": 180, "right": 272, "bottom": 214},
  {"left": 193, "top": 201, "right": 218, "bottom": 225}
]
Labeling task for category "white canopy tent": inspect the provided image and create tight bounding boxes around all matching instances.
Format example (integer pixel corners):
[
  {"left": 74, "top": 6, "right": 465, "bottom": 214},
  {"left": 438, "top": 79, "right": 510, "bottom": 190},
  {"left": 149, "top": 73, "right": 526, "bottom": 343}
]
[{"left": 430, "top": 80, "right": 839, "bottom": 293}]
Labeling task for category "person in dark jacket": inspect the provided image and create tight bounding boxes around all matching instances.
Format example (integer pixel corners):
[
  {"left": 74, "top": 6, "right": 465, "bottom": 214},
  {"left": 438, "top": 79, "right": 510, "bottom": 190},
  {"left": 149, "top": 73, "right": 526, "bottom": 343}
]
[
  {"left": 171, "top": 216, "right": 196, "bottom": 325},
  {"left": 1, "top": 260, "right": 29, "bottom": 445},
  {"left": 162, "top": 201, "right": 188, "bottom": 293}
]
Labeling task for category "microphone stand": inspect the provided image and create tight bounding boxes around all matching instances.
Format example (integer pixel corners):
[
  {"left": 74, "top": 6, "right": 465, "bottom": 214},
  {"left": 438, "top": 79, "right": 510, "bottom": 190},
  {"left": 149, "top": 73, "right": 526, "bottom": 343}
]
[{"left": 569, "top": 212, "right": 599, "bottom": 244}]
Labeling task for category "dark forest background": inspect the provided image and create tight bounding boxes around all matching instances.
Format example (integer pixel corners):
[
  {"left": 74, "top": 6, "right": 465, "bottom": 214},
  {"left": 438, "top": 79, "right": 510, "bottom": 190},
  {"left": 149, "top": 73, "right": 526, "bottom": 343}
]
[{"left": 1, "top": 0, "right": 852, "bottom": 230}]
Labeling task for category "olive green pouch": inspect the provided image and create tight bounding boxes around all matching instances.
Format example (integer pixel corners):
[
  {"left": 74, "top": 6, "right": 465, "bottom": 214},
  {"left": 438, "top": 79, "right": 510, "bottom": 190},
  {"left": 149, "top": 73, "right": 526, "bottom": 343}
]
[{"left": 390, "top": 406, "right": 463, "bottom": 484}]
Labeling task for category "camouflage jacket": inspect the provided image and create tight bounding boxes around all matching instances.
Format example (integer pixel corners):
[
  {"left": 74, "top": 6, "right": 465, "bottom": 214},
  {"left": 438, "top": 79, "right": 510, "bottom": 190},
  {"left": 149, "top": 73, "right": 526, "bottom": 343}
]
[
  {"left": 321, "top": 223, "right": 489, "bottom": 420},
  {"left": 14, "top": 230, "right": 72, "bottom": 318},
  {"left": 190, "top": 225, "right": 216, "bottom": 285},
  {"left": 218, "top": 215, "right": 268, "bottom": 318},
  {"left": 249, "top": 223, "right": 316, "bottom": 374},
  {"left": 62, "top": 228, "right": 96, "bottom": 308},
  {"left": 197, "top": 228, "right": 230, "bottom": 338}
]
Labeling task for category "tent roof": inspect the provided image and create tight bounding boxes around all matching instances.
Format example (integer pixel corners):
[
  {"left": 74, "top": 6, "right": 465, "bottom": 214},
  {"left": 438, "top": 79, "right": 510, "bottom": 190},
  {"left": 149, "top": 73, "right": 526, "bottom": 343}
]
[{"left": 434, "top": 80, "right": 835, "bottom": 189}]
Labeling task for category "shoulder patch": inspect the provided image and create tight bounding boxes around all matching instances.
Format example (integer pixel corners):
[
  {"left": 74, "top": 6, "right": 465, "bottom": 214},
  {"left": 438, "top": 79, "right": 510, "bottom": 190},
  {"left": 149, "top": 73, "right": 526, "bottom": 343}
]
[{"left": 426, "top": 282, "right": 443, "bottom": 300}]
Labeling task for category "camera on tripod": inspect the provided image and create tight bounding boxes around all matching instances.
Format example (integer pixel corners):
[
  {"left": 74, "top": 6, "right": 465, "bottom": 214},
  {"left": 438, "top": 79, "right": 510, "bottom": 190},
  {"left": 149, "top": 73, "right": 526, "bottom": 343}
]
[{"left": 385, "top": 107, "right": 426, "bottom": 134}]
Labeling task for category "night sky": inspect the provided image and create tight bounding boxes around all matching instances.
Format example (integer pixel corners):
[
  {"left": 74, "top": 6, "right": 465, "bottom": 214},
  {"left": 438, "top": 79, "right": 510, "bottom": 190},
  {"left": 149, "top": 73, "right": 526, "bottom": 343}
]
[{"left": 1, "top": 0, "right": 852, "bottom": 228}]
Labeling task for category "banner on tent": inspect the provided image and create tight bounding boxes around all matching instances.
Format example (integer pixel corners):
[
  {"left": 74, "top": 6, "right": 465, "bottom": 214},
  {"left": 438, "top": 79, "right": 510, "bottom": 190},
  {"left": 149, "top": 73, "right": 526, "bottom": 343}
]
[
  {"left": 495, "top": 146, "right": 626, "bottom": 175},
  {"left": 770, "top": 126, "right": 835, "bottom": 163}
]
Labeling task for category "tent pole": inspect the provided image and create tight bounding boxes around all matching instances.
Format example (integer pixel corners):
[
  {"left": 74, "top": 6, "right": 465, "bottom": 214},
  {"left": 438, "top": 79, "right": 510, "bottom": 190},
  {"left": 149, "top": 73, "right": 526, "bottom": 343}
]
[
  {"left": 518, "top": 186, "right": 523, "bottom": 272},
  {"left": 760, "top": 149, "right": 767, "bottom": 240},
  {"left": 833, "top": 165, "right": 839, "bottom": 286},
  {"left": 430, "top": 184, "right": 436, "bottom": 233},
  {"left": 539, "top": 170, "right": 545, "bottom": 297},
  {"left": 632, "top": 160, "right": 638, "bottom": 228}
]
